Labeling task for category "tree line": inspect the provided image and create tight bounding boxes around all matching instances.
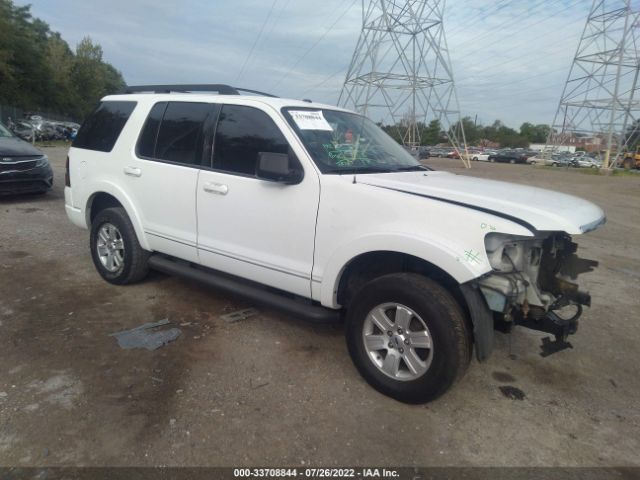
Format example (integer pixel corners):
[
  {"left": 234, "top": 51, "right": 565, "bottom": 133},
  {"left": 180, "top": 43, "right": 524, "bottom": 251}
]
[
  {"left": 381, "top": 117, "right": 551, "bottom": 148},
  {"left": 0, "top": 0, "right": 125, "bottom": 121}
]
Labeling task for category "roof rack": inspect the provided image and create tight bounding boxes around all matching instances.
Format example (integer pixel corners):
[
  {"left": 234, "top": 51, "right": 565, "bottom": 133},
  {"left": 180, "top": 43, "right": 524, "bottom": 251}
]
[{"left": 120, "top": 84, "right": 278, "bottom": 98}]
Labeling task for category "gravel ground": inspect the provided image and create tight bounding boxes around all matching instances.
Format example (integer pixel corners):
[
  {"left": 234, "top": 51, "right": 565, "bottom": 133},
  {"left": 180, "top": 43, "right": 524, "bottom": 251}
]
[{"left": 0, "top": 147, "right": 639, "bottom": 467}]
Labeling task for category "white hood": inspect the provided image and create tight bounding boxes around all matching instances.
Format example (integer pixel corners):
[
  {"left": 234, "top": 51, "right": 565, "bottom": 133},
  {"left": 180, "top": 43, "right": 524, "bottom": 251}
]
[{"left": 357, "top": 171, "right": 606, "bottom": 235}]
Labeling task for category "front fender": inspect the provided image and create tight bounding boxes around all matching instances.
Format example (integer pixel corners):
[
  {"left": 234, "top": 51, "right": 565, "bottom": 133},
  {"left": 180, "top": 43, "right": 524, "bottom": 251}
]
[{"left": 317, "top": 232, "right": 490, "bottom": 308}]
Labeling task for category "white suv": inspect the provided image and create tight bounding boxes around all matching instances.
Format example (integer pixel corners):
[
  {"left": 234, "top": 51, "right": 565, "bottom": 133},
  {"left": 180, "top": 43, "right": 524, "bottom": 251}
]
[{"left": 64, "top": 85, "right": 605, "bottom": 403}]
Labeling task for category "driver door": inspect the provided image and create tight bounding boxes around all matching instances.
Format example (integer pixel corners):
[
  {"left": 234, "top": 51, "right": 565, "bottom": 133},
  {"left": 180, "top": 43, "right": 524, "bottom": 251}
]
[{"left": 196, "top": 103, "right": 319, "bottom": 298}]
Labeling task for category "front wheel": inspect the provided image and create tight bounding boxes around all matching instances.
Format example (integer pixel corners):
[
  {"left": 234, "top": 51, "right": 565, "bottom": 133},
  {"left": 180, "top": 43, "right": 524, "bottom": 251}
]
[
  {"left": 345, "top": 273, "right": 471, "bottom": 403},
  {"left": 90, "top": 207, "right": 150, "bottom": 285}
]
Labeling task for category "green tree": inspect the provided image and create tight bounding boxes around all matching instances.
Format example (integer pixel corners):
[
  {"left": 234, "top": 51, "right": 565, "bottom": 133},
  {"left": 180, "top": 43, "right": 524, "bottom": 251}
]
[
  {"left": 0, "top": 2, "right": 126, "bottom": 121},
  {"left": 520, "top": 122, "right": 550, "bottom": 143},
  {"left": 421, "top": 119, "right": 442, "bottom": 145}
]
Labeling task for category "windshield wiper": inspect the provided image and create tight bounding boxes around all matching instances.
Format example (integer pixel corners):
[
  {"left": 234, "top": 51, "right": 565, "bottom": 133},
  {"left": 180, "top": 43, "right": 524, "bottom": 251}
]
[
  {"left": 394, "top": 165, "right": 429, "bottom": 172},
  {"left": 324, "top": 166, "right": 396, "bottom": 174}
]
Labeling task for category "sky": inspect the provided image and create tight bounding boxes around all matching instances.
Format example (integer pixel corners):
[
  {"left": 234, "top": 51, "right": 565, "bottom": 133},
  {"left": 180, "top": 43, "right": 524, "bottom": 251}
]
[{"left": 16, "top": 0, "right": 595, "bottom": 129}]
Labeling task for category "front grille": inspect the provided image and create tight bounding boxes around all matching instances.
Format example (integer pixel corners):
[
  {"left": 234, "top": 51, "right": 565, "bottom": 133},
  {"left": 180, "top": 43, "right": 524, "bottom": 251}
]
[
  {"left": 0, "top": 160, "right": 40, "bottom": 172},
  {"left": 0, "top": 155, "right": 42, "bottom": 162}
]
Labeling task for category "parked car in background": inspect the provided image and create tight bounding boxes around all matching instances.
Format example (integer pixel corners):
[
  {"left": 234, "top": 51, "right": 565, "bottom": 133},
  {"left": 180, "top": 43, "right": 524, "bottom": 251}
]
[
  {"left": 37, "top": 122, "right": 66, "bottom": 141},
  {"left": 10, "top": 121, "right": 36, "bottom": 142},
  {"left": 528, "top": 155, "right": 561, "bottom": 166},
  {"left": 576, "top": 157, "right": 602, "bottom": 169},
  {"left": 418, "top": 146, "right": 430, "bottom": 159},
  {"left": 428, "top": 148, "right": 447, "bottom": 157},
  {"left": 488, "top": 150, "right": 528, "bottom": 164},
  {"left": 471, "top": 151, "right": 495, "bottom": 162},
  {"left": 0, "top": 121, "right": 53, "bottom": 195}
]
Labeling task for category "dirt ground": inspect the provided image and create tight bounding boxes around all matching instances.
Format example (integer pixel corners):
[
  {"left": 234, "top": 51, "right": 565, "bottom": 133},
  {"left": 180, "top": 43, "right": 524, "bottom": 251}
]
[{"left": 0, "top": 147, "right": 639, "bottom": 467}]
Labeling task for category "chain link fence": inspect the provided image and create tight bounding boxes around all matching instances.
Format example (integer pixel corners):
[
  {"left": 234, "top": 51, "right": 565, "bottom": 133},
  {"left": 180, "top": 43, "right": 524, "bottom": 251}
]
[
  {"left": 0, "top": 104, "right": 24, "bottom": 125},
  {"left": 0, "top": 103, "right": 76, "bottom": 125}
]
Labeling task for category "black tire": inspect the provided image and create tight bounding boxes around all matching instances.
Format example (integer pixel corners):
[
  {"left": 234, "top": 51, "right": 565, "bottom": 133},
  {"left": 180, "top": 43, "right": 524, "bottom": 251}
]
[
  {"left": 530, "top": 161, "right": 536, "bottom": 165},
  {"left": 90, "top": 207, "right": 149, "bottom": 285},
  {"left": 509, "top": 159, "right": 516, "bottom": 164},
  {"left": 345, "top": 273, "right": 471, "bottom": 404},
  {"left": 489, "top": 158, "right": 495, "bottom": 163}
]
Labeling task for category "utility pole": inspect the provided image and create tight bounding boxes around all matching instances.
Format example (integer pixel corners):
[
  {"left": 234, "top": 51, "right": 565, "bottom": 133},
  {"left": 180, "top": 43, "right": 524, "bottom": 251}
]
[
  {"left": 339, "top": 0, "right": 469, "bottom": 167},
  {"left": 547, "top": 0, "right": 640, "bottom": 168}
]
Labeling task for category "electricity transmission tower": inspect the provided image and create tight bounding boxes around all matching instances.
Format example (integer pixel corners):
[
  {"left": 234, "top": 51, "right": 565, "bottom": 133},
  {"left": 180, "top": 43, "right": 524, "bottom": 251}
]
[
  {"left": 547, "top": 0, "right": 640, "bottom": 168},
  {"left": 338, "top": 0, "right": 469, "bottom": 167}
]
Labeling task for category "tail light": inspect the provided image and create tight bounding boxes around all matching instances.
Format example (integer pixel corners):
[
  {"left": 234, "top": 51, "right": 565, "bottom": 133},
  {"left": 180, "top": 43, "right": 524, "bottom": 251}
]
[{"left": 65, "top": 155, "right": 70, "bottom": 187}]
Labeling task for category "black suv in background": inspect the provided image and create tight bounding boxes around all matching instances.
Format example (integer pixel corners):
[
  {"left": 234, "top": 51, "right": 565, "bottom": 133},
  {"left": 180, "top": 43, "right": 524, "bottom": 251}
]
[
  {"left": 488, "top": 150, "right": 528, "bottom": 164},
  {"left": 0, "top": 121, "right": 53, "bottom": 195}
]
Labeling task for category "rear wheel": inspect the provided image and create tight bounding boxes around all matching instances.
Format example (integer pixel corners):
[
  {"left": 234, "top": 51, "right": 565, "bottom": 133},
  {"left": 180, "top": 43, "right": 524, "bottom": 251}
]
[
  {"left": 90, "top": 207, "right": 149, "bottom": 285},
  {"left": 345, "top": 273, "right": 471, "bottom": 403}
]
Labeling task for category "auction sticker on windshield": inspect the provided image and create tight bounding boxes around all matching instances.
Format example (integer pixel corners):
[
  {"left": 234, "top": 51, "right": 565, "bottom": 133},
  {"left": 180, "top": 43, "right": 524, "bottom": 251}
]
[{"left": 289, "top": 110, "right": 333, "bottom": 131}]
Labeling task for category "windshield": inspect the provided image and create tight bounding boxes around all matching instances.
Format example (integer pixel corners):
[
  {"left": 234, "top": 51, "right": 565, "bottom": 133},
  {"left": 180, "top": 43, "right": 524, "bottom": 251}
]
[
  {"left": 0, "top": 123, "right": 13, "bottom": 138},
  {"left": 282, "top": 107, "right": 424, "bottom": 174}
]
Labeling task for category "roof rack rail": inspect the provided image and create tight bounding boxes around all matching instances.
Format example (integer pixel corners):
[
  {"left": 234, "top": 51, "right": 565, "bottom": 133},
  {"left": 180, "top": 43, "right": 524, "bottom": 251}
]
[{"left": 120, "top": 84, "right": 278, "bottom": 98}]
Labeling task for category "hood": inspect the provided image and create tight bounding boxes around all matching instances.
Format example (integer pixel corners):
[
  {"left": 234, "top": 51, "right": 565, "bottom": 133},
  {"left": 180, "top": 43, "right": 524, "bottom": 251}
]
[
  {"left": 0, "top": 136, "right": 44, "bottom": 158},
  {"left": 357, "top": 171, "right": 605, "bottom": 234}
]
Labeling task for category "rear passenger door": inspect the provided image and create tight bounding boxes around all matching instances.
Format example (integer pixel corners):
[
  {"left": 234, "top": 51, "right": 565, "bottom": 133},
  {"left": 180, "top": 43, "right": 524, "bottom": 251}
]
[
  {"left": 196, "top": 103, "right": 319, "bottom": 298},
  {"left": 129, "top": 101, "right": 217, "bottom": 262}
]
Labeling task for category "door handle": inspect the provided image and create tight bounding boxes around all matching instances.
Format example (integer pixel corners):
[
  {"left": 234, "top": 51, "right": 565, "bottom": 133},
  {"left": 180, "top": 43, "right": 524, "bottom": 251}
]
[
  {"left": 203, "top": 182, "right": 229, "bottom": 195},
  {"left": 123, "top": 166, "right": 142, "bottom": 177}
]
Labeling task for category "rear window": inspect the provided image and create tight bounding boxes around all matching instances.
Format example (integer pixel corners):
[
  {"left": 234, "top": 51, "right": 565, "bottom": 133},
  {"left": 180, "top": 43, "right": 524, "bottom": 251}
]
[{"left": 73, "top": 101, "right": 137, "bottom": 152}]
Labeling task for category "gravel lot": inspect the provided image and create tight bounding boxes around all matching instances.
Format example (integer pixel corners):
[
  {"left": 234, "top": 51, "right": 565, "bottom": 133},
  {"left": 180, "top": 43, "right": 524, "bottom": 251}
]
[{"left": 0, "top": 146, "right": 639, "bottom": 467}]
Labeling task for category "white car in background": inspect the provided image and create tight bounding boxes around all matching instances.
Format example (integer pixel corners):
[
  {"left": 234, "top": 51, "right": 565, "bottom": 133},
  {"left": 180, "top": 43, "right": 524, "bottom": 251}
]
[{"left": 471, "top": 152, "right": 493, "bottom": 161}]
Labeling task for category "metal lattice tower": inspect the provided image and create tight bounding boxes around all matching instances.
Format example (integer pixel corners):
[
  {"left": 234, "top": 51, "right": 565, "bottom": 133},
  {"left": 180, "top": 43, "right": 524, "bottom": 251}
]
[
  {"left": 547, "top": 0, "right": 640, "bottom": 167},
  {"left": 338, "top": 0, "right": 469, "bottom": 167}
]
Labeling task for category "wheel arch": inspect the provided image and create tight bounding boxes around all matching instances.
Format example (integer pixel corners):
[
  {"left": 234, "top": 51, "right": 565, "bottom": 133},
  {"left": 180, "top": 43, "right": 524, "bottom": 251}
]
[
  {"left": 85, "top": 188, "right": 150, "bottom": 250},
  {"left": 332, "top": 250, "right": 493, "bottom": 362}
]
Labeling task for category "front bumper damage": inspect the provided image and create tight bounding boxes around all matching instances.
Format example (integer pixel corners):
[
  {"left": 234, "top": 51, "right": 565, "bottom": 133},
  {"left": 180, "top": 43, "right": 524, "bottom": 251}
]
[{"left": 468, "top": 232, "right": 598, "bottom": 358}]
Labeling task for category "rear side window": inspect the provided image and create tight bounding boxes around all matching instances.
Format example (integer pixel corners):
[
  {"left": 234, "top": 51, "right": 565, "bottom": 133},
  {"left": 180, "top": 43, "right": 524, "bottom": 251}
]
[
  {"left": 155, "top": 102, "right": 211, "bottom": 165},
  {"left": 213, "top": 104, "right": 289, "bottom": 175},
  {"left": 137, "top": 102, "right": 167, "bottom": 158},
  {"left": 73, "top": 101, "right": 137, "bottom": 152}
]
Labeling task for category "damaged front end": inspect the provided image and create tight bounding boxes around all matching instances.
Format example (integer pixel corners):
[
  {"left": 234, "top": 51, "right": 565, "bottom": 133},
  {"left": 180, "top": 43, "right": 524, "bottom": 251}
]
[{"left": 477, "top": 232, "right": 598, "bottom": 355}]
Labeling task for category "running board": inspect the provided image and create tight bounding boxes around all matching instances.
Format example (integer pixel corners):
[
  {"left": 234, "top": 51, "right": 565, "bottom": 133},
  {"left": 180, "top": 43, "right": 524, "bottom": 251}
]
[{"left": 148, "top": 255, "right": 341, "bottom": 324}]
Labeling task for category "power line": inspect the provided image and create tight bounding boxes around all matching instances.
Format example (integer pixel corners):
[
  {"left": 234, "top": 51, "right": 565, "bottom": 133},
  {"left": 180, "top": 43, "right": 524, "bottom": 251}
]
[
  {"left": 455, "top": 0, "right": 585, "bottom": 61},
  {"left": 269, "top": 0, "right": 359, "bottom": 91},
  {"left": 235, "top": 0, "right": 279, "bottom": 83}
]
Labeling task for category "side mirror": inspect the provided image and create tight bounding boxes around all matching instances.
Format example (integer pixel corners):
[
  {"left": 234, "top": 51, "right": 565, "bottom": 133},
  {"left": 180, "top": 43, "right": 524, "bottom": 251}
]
[{"left": 257, "top": 152, "right": 303, "bottom": 184}]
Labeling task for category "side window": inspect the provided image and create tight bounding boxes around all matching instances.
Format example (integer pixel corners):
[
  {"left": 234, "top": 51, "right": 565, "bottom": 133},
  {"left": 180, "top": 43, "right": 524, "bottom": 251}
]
[
  {"left": 154, "top": 102, "right": 212, "bottom": 166},
  {"left": 136, "top": 102, "right": 167, "bottom": 158},
  {"left": 213, "top": 104, "right": 289, "bottom": 175},
  {"left": 73, "top": 101, "right": 137, "bottom": 152}
]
